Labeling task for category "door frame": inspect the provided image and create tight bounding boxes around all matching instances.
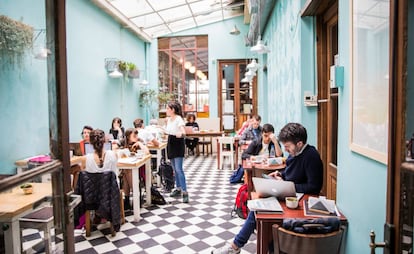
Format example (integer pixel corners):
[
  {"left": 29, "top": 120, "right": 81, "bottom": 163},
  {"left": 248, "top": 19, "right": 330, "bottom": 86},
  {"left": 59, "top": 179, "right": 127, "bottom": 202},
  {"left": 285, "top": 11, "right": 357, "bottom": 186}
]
[
  {"left": 217, "top": 59, "right": 257, "bottom": 131},
  {"left": 387, "top": 0, "right": 408, "bottom": 252},
  {"left": 316, "top": 2, "right": 338, "bottom": 198}
]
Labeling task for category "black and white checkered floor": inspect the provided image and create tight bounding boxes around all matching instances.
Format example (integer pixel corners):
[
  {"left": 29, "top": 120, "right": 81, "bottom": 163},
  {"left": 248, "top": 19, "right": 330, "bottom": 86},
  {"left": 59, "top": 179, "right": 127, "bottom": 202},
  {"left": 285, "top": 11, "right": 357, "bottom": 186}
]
[{"left": 22, "top": 155, "right": 256, "bottom": 253}]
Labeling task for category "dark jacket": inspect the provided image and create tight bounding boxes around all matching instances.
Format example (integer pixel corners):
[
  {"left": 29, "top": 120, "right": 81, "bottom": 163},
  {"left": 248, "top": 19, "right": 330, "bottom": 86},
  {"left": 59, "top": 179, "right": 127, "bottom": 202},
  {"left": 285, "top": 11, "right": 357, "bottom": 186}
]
[
  {"left": 239, "top": 126, "right": 263, "bottom": 145},
  {"left": 75, "top": 171, "right": 121, "bottom": 232},
  {"left": 241, "top": 137, "right": 279, "bottom": 160}
]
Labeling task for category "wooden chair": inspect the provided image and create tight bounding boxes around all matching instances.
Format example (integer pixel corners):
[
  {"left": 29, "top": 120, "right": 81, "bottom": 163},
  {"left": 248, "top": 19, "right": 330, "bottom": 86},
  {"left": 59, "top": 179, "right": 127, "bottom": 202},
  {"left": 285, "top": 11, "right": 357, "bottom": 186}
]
[
  {"left": 197, "top": 137, "right": 212, "bottom": 156},
  {"left": 76, "top": 171, "right": 123, "bottom": 237},
  {"left": 218, "top": 136, "right": 235, "bottom": 170},
  {"left": 272, "top": 224, "right": 345, "bottom": 254}
]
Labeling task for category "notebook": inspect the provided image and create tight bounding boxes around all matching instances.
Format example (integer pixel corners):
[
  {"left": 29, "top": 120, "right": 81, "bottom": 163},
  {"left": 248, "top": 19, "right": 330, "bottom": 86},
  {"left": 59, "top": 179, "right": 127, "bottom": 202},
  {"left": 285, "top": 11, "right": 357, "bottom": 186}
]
[
  {"left": 252, "top": 177, "right": 297, "bottom": 199},
  {"left": 84, "top": 142, "right": 112, "bottom": 154}
]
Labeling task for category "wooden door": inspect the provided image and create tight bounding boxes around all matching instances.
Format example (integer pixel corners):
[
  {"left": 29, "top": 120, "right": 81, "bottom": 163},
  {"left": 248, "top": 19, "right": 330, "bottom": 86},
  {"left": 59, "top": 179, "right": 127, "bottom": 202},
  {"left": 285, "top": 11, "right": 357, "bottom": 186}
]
[
  {"left": 317, "top": 3, "right": 339, "bottom": 200},
  {"left": 378, "top": 0, "right": 413, "bottom": 253},
  {"left": 217, "top": 60, "right": 257, "bottom": 132}
]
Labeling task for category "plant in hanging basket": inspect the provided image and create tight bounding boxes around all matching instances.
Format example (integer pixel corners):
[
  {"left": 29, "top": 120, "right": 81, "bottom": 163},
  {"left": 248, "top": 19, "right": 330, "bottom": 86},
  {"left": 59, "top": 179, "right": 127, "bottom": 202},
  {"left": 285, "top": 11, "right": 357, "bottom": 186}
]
[
  {"left": 0, "top": 15, "right": 33, "bottom": 70},
  {"left": 118, "top": 61, "right": 140, "bottom": 79}
]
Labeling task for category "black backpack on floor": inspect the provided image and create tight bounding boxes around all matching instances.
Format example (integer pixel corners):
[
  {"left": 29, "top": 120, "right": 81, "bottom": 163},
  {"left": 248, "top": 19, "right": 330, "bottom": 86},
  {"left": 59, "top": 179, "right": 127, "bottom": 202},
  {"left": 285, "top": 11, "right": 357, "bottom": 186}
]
[{"left": 158, "top": 158, "right": 175, "bottom": 192}]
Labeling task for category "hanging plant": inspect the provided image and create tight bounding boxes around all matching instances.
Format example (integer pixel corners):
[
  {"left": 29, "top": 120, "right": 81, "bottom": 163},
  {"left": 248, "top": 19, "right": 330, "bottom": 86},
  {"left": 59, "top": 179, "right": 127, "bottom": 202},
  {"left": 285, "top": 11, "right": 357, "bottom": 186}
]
[
  {"left": 118, "top": 61, "right": 140, "bottom": 80},
  {"left": 0, "top": 15, "right": 33, "bottom": 70}
]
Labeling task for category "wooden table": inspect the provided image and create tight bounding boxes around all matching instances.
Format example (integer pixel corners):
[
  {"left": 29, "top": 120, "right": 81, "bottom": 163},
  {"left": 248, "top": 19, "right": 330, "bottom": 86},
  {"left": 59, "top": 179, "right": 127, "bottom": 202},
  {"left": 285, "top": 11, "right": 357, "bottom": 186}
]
[
  {"left": 71, "top": 154, "right": 152, "bottom": 222},
  {"left": 147, "top": 142, "right": 167, "bottom": 187},
  {"left": 254, "top": 194, "right": 348, "bottom": 254},
  {"left": 0, "top": 182, "right": 52, "bottom": 254},
  {"left": 242, "top": 159, "right": 286, "bottom": 198},
  {"left": 186, "top": 131, "right": 224, "bottom": 167},
  {"left": 117, "top": 154, "right": 152, "bottom": 222}
]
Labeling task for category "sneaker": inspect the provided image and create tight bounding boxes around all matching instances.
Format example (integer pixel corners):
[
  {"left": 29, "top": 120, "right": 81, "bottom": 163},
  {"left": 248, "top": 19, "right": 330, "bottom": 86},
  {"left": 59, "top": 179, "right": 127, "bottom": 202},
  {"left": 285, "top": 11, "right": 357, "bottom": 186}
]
[
  {"left": 170, "top": 188, "right": 182, "bottom": 197},
  {"left": 211, "top": 243, "right": 240, "bottom": 254},
  {"left": 183, "top": 192, "right": 189, "bottom": 203}
]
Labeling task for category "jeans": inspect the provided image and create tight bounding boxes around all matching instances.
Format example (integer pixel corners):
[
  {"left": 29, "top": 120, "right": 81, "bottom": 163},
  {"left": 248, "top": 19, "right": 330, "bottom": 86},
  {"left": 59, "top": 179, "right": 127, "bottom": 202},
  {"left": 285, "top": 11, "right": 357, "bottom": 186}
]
[
  {"left": 170, "top": 157, "right": 187, "bottom": 192},
  {"left": 234, "top": 211, "right": 256, "bottom": 248}
]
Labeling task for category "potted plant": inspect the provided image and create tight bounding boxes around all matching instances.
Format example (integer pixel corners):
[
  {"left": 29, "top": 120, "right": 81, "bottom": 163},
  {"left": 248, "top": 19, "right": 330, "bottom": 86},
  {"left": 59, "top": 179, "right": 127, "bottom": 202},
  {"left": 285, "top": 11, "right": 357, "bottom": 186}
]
[
  {"left": 20, "top": 183, "right": 33, "bottom": 194},
  {"left": 139, "top": 88, "right": 157, "bottom": 119},
  {"left": 0, "top": 15, "right": 33, "bottom": 70},
  {"left": 118, "top": 61, "right": 139, "bottom": 79},
  {"left": 157, "top": 92, "right": 175, "bottom": 109}
]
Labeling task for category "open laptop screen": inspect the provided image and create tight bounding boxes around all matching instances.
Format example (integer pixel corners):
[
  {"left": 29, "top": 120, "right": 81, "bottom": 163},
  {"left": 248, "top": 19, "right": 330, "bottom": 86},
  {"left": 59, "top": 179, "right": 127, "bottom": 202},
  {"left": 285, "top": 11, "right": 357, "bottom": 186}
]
[{"left": 84, "top": 142, "right": 112, "bottom": 154}]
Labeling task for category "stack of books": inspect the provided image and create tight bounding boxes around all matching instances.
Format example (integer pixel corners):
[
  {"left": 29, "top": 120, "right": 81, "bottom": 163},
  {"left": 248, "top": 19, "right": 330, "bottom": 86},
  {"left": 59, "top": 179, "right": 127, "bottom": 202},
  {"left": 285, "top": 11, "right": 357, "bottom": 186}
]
[{"left": 304, "top": 196, "right": 340, "bottom": 217}]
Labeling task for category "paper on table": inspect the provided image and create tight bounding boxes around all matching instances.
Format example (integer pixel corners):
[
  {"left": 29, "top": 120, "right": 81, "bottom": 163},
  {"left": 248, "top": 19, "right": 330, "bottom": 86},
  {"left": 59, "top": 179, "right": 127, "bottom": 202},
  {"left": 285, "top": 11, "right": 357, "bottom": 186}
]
[
  {"left": 247, "top": 196, "right": 283, "bottom": 213},
  {"left": 118, "top": 157, "right": 140, "bottom": 164}
]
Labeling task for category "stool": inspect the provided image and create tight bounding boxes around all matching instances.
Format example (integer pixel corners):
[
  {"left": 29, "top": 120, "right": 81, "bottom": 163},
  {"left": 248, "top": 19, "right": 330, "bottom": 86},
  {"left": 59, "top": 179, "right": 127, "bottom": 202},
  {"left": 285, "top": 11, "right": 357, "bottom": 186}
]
[
  {"left": 197, "top": 137, "right": 212, "bottom": 156},
  {"left": 19, "top": 206, "right": 54, "bottom": 254},
  {"left": 218, "top": 136, "right": 235, "bottom": 170}
]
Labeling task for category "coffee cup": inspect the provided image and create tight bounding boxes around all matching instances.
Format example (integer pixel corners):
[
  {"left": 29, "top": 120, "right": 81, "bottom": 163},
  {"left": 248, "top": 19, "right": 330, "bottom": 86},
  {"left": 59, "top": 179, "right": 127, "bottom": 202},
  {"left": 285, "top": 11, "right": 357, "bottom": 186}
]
[{"left": 285, "top": 197, "right": 299, "bottom": 209}]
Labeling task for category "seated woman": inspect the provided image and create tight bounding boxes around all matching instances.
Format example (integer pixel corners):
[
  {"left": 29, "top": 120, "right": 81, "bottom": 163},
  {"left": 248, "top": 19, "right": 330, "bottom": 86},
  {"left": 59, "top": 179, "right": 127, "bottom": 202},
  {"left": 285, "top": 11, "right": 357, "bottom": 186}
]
[
  {"left": 84, "top": 129, "right": 118, "bottom": 174},
  {"left": 119, "top": 128, "right": 149, "bottom": 210},
  {"left": 185, "top": 113, "right": 199, "bottom": 155}
]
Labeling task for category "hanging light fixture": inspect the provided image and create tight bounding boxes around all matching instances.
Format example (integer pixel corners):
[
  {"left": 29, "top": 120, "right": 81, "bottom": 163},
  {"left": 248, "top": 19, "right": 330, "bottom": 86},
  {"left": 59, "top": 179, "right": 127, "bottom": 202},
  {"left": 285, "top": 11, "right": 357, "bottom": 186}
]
[
  {"left": 247, "top": 59, "right": 260, "bottom": 72},
  {"left": 109, "top": 69, "right": 123, "bottom": 78},
  {"left": 33, "top": 29, "right": 51, "bottom": 60},
  {"left": 184, "top": 61, "right": 192, "bottom": 69},
  {"left": 189, "top": 66, "right": 196, "bottom": 74},
  {"left": 230, "top": 25, "right": 240, "bottom": 35},
  {"left": 250, "top": 0, "right": 270, "bottom": 54}
]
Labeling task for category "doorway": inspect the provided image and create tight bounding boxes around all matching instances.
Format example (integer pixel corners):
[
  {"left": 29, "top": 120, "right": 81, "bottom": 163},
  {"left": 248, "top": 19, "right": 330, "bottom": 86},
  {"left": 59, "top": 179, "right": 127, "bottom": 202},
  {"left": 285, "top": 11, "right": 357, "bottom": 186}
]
[
  {"left": 217, "top": 60, "right": 257, "bottom": 132},
  {"left": 316, "top": 2, "right": 339, "bottom": 200}
]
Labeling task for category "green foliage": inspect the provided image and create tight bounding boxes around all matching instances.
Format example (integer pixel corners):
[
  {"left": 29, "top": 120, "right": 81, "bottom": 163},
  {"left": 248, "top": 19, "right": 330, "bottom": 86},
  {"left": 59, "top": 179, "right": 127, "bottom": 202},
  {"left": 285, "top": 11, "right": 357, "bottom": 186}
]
[
  {"left": 0, "top": 15, "right": 33, "bottom": 70},
  {"left": 139, "top": 88, "right": 156, "bottom": 108},
  {"left": 157, "top": 92, "right": 175, "bottom": 105},
  {"left": 20, "top": 183, "right": 33, "bottom": 189}
]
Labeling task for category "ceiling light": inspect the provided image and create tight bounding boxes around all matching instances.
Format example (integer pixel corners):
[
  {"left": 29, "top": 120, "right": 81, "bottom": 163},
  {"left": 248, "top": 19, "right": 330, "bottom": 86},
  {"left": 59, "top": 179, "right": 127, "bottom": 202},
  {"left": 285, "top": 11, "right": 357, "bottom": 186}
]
[
  {"left": 230, "top": 25, "right": 240, "bottom": 35},
  {"left": 34, "top": 47, "right": 51, "bottom": 60},
  {"left": 245, "top": 69, "right": 256, "bottom": 77},
  {"left": 189, "top": 66, "right": 196, "bottom": 74},
  {"left": 247, "top": 59, "right": 260, "bottom": 71},
  {"left": 250, "top": 36, "right": 270, "bottom": 54},
  {"left": 184, "top": 61, "right": 192, "bottom": 69},
  {"left": 109, "top": 69, "right": 123, "bottom": 78},
  {"left": 241, "top": 76, "right": 252, "bottom": 83}
]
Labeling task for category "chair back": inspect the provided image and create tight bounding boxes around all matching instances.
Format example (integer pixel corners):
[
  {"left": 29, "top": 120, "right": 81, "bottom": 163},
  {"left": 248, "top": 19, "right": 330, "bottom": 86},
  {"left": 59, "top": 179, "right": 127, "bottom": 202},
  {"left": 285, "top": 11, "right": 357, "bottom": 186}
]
[
  {"left": 272, "top": 224, "right": 345, "bottom": 254},
  {"left": 218, "top": 136, "right": 234, "bottom": 149}
]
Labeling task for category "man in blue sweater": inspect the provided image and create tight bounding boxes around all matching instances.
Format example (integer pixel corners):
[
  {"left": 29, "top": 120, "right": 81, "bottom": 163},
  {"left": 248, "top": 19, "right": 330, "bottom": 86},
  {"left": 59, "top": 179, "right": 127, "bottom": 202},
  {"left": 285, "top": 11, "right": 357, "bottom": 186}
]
[{"left": 212, "top": 123, "right": 323, "bottom": 254}]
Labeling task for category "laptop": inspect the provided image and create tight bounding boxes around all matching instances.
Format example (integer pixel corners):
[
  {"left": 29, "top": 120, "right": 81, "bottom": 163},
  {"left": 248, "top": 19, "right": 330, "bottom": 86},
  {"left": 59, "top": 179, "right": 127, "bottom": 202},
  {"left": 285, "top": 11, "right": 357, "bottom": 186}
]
[
  {"left": 84, "top": 142, "right": 112, "bottom": 154},
  {"left": 185, "top": 126, "right": 195, "bottom": 134},
  {"left": 252, "top": 177, "right": 297, "bottom": 199}
]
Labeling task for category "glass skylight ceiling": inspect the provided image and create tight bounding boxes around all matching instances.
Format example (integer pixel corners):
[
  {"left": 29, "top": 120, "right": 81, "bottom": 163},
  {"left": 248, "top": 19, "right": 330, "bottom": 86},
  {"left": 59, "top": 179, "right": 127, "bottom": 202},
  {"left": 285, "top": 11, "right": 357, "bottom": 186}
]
[{"left": 97, "top": 0, "right": 245, "bottom": 40}]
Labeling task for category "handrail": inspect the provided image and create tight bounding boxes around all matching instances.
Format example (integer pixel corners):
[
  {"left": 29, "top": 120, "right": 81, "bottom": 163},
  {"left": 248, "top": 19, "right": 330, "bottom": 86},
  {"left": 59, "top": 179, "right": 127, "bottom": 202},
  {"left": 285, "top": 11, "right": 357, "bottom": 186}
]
[{"left": 0, "top": 160, "right": 62, "bottom": 192}]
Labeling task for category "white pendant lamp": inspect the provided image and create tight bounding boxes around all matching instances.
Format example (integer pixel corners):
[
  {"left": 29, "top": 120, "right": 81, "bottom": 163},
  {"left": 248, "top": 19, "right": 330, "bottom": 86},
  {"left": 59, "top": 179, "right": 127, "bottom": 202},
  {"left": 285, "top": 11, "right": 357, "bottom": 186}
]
[
  {"left": 247, "top": 59, "right": 260, "bottom": 72},
  {"left": 109, "top": 69, "right": 123, "bottom": 78},
  {"left": 250, "top": 36, "right": 270, "bottom": 54},
  {"left": 230, "top": 25, "right": 240, "bottom": 35}
]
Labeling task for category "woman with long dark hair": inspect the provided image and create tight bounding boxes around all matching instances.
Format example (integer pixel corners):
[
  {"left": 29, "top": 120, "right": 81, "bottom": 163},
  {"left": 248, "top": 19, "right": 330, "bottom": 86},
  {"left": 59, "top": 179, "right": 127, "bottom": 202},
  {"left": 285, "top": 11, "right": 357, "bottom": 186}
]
[
  {"left": 84, "top": 129, "right": 117, "bottom": 174},
  {"left": 165, "top": 101, "right": 189, "bottom": 203}
]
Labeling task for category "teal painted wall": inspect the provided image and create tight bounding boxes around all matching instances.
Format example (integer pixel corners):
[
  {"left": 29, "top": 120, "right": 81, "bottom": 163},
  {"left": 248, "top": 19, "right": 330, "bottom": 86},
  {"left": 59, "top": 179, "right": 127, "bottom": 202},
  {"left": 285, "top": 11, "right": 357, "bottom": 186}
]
[
  {"left": 262, "top": 0, "right": 318, "bottom": 145},
  {"left": 337, "top": 1, "right": 387, "bottom": 253},
  {"left": 0, "top": 0, "right": 49, "bottom": 174},
  {"left": 0, "top": 0, "right": 146, "bottom": 174},
  {"left": 150, "top": 16, "right": 252, "bottom": 118},
  {"left": 66, "top": 0, "right": 146, "bottom": 141}
]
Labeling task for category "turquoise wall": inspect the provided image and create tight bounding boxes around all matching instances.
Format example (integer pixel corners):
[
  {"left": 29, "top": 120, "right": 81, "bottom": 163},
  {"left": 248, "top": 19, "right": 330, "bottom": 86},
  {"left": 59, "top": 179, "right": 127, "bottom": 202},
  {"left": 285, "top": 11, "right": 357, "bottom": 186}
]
[
  {"left": 0, "top": 0, "right": 146, "bottom": 174},
  {"left": 66, "top": 0, "right": 146, "bottom": 141},
  {"left": 0, "top": 0, "right": 49, "bottom": 174},
  {"left": 151, "top": 16, "right": 252, "bottom": 118},
  {"left": 337, "top": 1, "right": 387, "bottom": 253},
  {"left": 262, "top": 0, "right": 318, "bottom": 145}
]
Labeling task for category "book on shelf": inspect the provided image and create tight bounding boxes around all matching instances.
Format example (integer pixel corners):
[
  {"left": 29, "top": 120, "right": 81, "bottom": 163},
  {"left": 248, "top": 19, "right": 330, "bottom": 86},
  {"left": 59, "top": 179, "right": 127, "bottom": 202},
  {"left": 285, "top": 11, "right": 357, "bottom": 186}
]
[
  {"left": 304, "top": 197, "right": 340, "bottom": 217},
  {"left": 247, "top": 196, "right": 284, "bottom": 214}
]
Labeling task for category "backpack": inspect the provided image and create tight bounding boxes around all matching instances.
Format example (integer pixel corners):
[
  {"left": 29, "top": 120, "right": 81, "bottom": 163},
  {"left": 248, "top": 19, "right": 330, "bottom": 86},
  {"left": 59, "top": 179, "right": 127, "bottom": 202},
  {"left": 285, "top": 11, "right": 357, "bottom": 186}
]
[
  {"left": 231, "top": 184, "right": 249, "bottom": 219},
  {"left": 158, "top": 158, "right": 175, "bottom": 192},
  {"left": 229, "top": 165, "right": 244, "bottom": 184},
  {"left": 151, "top": 186, "right": 167, "bottom": 205}
]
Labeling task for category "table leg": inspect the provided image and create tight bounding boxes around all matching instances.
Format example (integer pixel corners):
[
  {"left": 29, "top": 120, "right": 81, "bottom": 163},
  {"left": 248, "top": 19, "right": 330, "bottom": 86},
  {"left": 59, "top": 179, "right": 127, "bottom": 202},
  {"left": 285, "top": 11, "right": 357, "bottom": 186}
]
[
  {"left": 156, "top": 149, "right": 161, "bottom": 187},
  {"left": 257, "top": 220, "right": 273, "bottom": 254},
  {"left": 234, "top": 141, "right": 239, "bottom": 170},
  {"left": 145, "top": 160, "right": 152, "bottom": 206},
  {"left": 217, "top": 140, "right": 220, "bottom": 169},
  {"left": 132, "top": 168, "right": 141, "bottom": 222},
  {"left": 246, "top": 167, "right": 253, "bottom": 199},
  {"left": 2, "top": 219, "right": 21, "bottom": 254}
]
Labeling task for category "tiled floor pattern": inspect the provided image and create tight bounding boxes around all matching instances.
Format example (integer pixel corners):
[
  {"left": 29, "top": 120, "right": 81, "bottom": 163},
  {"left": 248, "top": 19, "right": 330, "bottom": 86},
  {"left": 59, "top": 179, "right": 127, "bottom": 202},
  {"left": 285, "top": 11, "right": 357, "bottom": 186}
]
[{"left": 22, "top": 155, "right": 257, "bottom": 253}]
